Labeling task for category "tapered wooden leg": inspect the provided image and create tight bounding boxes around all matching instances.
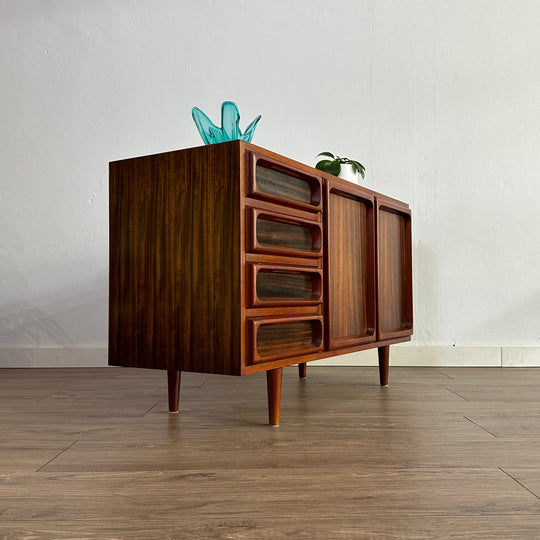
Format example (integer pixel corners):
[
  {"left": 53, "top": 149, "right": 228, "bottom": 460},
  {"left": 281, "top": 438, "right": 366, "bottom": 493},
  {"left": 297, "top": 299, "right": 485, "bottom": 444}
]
[
  {"left": 266, "top": 367, "right": 283, "bottom": 426},
  {"left": 298, "top": 362, "right": 307, "bottom": 379},
  {"left": 167, "top": 369, "right": 181, "bottom": 413},
  {"left": 378, "top": 346, "right": 389, "bottom": 386}
]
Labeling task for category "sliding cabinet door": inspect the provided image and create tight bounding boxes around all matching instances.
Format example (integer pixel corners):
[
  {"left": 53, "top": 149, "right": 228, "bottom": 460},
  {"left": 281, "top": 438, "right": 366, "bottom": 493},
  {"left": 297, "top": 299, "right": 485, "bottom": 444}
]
[
  {"left": 325, "top": 182, "right": 376, "bottom": 349},
  {"left": 376, "top": 200, "right": 413, "bottom": 340}
]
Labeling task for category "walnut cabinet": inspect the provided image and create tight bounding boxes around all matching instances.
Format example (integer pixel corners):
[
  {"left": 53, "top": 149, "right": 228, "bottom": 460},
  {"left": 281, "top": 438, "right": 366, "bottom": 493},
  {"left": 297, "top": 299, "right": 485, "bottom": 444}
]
[{"left": 109, "top": 141, "right": 413, "bottom": 425}]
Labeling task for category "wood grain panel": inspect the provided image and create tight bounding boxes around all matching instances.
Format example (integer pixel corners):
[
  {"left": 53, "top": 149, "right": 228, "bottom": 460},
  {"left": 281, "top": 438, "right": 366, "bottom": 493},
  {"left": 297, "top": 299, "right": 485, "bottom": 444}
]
[
  {"left": 257, "top": 321, "right": 315, "bottom": 355},
  {"left": 378, "top": 210, "right": 403, "bottom": 330},
  {"left": 255, "top": 165, "right": 314, "bottom": 205},
  {"left": 327, "top": 187, "right": 376, "bottom": 349},
  {"left": 377, "top": 202, "right": 413, "bottom": 340},
  {"left": 257, "top": 271, "right": 313, "bottom": 299},
  {"left": 109, "top": 156, "right": 176, "bottom": 371},
  {"left": 257, "top": 218, "right": 314, "bottom": 251},
  {"left": 109, "top": 142, "right": 242, "bottom": 374}
]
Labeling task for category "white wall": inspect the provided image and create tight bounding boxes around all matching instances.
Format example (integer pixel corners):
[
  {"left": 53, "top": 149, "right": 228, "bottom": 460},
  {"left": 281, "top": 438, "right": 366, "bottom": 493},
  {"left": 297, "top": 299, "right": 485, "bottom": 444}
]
[{"left": 1, "top": 0, "right": 540, "bottom": 366}]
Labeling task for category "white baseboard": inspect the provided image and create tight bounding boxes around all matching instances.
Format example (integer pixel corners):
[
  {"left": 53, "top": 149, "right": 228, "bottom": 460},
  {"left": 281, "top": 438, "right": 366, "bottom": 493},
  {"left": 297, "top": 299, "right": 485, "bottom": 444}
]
[
  {"left": 0, "top": 346, "right": 539, "bottom": 368},
  {"left": 0, "top": 348, "right": 108, "bottom": 368},
  {"left": 312, "top": 346, "right": 540, "bottom": 367},
  {"left": 501, "top": 347, "right": 540, "bottom": 367}
]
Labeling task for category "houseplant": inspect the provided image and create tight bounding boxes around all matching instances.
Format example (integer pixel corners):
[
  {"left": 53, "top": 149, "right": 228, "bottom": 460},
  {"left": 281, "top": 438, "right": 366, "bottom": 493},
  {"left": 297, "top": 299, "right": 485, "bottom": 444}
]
[{"left": 315, "top": 152, "right": 365, "bottom": 184}]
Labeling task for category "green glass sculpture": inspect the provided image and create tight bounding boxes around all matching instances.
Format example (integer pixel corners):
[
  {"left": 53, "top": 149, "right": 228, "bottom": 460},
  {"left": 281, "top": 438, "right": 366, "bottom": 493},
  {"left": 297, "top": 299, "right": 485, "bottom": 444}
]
[{"left": 192, "top": 101, "right": 261, "bottom": 145}]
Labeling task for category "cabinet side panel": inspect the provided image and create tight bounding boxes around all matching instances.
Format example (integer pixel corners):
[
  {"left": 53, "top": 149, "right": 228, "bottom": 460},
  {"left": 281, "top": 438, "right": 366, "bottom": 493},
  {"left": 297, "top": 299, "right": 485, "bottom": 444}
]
[
  {"left": 328, "top": 193, "right": 368, "bottom": 339},
  {"left": 109, "top": 157, "right": 177, "bottom": 369},
  {"left": 108, "top": 143, "right": 241, "bottom": 374},
  {"left": 176, "top": 144, "right": 241, "bottom": 374},
  {"left": 109, "top": 163, "right": 123, "bottom": 367}
]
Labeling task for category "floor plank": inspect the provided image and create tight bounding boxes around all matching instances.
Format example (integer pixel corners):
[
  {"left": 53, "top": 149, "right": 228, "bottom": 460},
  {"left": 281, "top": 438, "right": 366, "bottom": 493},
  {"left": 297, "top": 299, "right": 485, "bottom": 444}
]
[{"left": 2, "top": 366, "right": 540, "bottom": 538}]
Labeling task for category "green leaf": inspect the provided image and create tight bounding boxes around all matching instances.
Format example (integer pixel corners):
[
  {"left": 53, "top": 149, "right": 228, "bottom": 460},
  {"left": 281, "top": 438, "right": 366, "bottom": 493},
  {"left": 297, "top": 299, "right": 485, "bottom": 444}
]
[
  {"left": 317, "top": 151, "right": 335, "bottom": 159},
  {"left": 349, "top": 160, "right": 366, "bottom": 177},
  {"left": 315, "top": 159, "right": 333, "bottom": 171},
  {"left": 327, "top": 160, "right": 341, "bottom": 176},
  {"left": 315, "top": 159, "right": 341, "bottom": 176}
]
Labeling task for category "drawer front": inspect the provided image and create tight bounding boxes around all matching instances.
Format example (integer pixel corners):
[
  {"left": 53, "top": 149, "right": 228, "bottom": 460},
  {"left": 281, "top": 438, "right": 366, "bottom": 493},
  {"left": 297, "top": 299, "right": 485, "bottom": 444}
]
[
  {"left": 248, "top": 316, "right": 323, "bottom": 364},
  {"left": 247, "top": 153, "right": 322, "bottom": 212},
  {"left": 247, "top": 264, "right": 323, "bottom": 307},
  {"left": 247, "top": 207, "right": 322, "bottom": 258}
]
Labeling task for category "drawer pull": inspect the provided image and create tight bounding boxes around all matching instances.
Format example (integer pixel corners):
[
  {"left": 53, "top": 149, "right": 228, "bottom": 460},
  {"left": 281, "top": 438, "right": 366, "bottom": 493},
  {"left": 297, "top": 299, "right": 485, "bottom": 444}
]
[
  {"left": 248, "top": 316, "right": 323, "bottom": 364},
  {"left": 247, "top": 154, "right": 322, "bottom": 212},
  {"left": 248, "top": 264, "right": 322, "bottom": 307},
  {"left": 247, "top": 208, "right": 322, "bottom": 258}
]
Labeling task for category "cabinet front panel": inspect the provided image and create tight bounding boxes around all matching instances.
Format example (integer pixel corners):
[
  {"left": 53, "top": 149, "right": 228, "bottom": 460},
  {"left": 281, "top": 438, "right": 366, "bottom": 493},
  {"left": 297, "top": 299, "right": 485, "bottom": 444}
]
[
  {"left": 248, "top": 264, "right": 322, "bottom": 307},
  {"left": 247, "top": 208, "right": 322, "bottom": 258},
  {"left": 248, "top": 316, "right": 323, "bottom": 363},
  {"left": 327, "top": 189, "right": 376, "bottom": 348},
  {"left": 377, "top": 204, "right": 413, "bottom": 340}
]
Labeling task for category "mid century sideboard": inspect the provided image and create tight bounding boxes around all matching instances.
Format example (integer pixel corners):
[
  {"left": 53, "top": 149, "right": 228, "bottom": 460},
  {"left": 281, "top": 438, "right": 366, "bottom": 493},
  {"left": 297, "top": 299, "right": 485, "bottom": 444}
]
[{"left": 108, "top": 141, "right": 413, "bottom": 425}]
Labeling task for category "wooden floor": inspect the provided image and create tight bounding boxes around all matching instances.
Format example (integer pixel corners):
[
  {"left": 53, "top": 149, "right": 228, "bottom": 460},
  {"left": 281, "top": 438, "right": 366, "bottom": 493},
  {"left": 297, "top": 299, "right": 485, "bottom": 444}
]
[{"left": 2, "top": 366, "right": 540, "bottom": 539}]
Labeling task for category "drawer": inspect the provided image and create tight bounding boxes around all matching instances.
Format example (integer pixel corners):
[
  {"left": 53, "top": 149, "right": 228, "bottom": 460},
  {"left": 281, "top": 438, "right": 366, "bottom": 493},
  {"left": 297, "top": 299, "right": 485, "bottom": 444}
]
[
  {"left": 247, "top": 263, "right": 323, "bottom": 307},
  {"left": 247, "top": 153, "right": 322, "bottom": 212},
  {"left": 246, "top": 207, "right": 322, "bottom": 258},
  {"left": 247, "top": 316, "right": 323, "bottom": 364}
]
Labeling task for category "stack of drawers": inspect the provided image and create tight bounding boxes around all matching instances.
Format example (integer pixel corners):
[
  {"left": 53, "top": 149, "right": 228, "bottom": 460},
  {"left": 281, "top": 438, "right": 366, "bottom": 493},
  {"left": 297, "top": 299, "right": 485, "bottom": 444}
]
[{"left": 243, "top": 152, "right": 324, "bottom": 366}]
